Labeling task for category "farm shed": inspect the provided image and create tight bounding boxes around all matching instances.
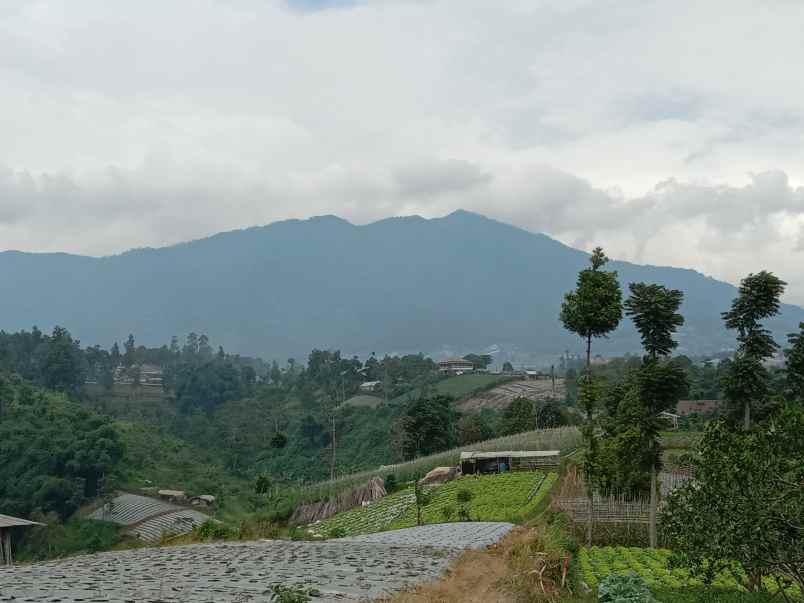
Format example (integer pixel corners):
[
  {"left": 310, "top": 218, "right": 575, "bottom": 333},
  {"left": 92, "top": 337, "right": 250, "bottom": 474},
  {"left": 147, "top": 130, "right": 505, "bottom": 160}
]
[
  {"left": 158, "top": 489, "right": 187, "bottom": 503},
  {"left": 460, "top": 450, "right": 560, "bottom": 475},
  {"left": 0, "top": 513, "right": 43, "bottom": 566}
]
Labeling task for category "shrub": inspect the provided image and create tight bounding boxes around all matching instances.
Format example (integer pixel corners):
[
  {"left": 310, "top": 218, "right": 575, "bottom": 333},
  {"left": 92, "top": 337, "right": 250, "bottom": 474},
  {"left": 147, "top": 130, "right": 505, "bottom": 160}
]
[
  {"left": 270, "top": 584, "right": 319, "bottom": 602},
  {"left": 441, "top": 505, "right": 455, "bottom": 522},
  {"left": 385, "top": 473, "right": 398, "bottom": 493},
  {"left": 193, "top": 520, "right": 233, "bottom": 541}
]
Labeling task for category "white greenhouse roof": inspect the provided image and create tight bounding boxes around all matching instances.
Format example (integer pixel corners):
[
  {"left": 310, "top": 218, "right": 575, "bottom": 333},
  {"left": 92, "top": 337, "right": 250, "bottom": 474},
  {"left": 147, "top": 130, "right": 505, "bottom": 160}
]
[{"left": 460, "top": 450, "right": 560, "bottom": 460}]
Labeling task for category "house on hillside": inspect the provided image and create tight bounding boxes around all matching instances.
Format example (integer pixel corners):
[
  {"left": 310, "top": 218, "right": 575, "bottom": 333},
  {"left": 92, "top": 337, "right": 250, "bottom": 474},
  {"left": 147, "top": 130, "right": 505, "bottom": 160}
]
[
  {"left": 438, "top": 358, "right": 475, "bottom": 375},
  {"left": 676, "top": 399, "right": 719, "bottom": 417},
  {"left": 359, "top": 381, "right": 382, "bottom": 393},
  {"left": 113, "top": 363, "right": 163, "bottom": 387}
]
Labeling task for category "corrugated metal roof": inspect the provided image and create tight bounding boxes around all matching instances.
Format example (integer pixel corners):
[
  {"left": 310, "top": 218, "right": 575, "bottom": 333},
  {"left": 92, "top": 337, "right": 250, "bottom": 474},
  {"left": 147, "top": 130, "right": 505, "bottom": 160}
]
[
  {"left": 460, "top": 450, "right": 560, "bottom": 460},
  {"left": 0, "top": 513, "right": 44, "bottom": 528}
]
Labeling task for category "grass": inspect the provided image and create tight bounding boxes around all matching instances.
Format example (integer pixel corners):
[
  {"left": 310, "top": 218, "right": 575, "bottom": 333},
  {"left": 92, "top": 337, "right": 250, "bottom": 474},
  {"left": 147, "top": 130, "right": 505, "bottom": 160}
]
[
  {"left": 389, "top": 472, "right": 557, "bottom": 528},
  {"left": 340, "top": 394, "right": 384, "bottom": 408},
  {"left": 389, "top": 374, "right": 512, "bottom": 406}
]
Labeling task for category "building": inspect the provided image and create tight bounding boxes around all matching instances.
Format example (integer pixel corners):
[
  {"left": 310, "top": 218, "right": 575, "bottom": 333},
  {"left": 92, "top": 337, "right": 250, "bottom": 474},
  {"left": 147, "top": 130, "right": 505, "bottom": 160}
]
[
  {"left": 438, "top": 358, "right": 475, "bottom": 375},
  {"left": 676, "top": 399, "right": 720, "bottom": 417},
  {"left": 0, "top": 514, "right": 43, "bottom": 566},
  {"left": 460, "top": 450, "right": 560, "bottom": 474},
  {"left": 359, "top": 381, "right": 382, "bottom": 393},
  {"left": 113, "top": 363, "right": 163, "bottom": 387}
]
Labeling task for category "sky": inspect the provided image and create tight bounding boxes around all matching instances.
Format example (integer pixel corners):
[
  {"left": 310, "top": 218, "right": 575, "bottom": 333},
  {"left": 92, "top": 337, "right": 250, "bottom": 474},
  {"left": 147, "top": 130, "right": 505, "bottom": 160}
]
[{"left": 2, "top": 0, "right": 804, "bottom": 303}]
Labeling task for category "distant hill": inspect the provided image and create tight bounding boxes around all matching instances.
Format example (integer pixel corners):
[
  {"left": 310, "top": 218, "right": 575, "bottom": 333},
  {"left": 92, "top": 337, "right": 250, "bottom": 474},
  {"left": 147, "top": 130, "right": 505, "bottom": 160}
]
[{"left": 1, "top": 210, "right": 802, "bottom": 359}]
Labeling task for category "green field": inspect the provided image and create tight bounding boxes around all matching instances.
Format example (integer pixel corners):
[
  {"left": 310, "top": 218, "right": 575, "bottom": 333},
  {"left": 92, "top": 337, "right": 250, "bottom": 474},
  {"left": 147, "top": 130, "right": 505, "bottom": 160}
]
[
  {"left": 306, "top": 488, "right": 416, "bottom": 538},
  {"left": 390, "top": 472, "right": 557, "bottom": 528},
  {"left": 389, "top": 373, "right": 512, "bottom": 405},
  {"left": 308, "top": 471, "right": 556, "bottom": 539},
  {"left": 578, "top": 547, "right": 800, "bottom": 598}
]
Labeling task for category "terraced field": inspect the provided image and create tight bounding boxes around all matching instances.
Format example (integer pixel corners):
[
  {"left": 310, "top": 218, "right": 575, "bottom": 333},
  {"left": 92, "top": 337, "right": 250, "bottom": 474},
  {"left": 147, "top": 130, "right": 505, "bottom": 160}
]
[
  {"left": 307, "top": 488, "right": 415, "bottom": 538},
  {"left": 88, "top": 493, "right": 210, "bottom": 542},
  {"left": 457, "top": 379, "right": 566, "bottom": 411},
  {"left": 310, "top": 472, "right": 556, "bottom": 539},
  {"left": 0, "top": 524, "right": 514, "bottom": 602},
  {"left": 390, "top": 472, "right": 557, "bottom": 528}
]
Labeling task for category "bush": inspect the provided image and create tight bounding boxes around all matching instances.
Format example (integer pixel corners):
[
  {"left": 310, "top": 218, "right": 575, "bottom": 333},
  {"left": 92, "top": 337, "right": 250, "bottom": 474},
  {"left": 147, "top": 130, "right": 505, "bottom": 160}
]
[
  {"left": 17, "top": 517, "right": 124, "bottom": 561},
  {"left": 193, "top": 520, "right": 233, "bottom": 541},
  {"left": 441, "top": 505, "right": 455, "bottom": 522},
  {"left": 597, "top": 574, "right": 657, "bottom": 602},
  {"left": 385, "top": 473, "right": 398, "bottom": 493},
  {"left": 270, "top": 584, "right": 320, "bottom": 602}
]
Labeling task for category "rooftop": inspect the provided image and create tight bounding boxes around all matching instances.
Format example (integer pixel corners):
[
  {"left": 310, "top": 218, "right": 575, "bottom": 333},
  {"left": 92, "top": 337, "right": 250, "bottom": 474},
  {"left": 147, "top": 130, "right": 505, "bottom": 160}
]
[
  {"left": 460, "top": 450, "right": 560, "bottom": 460},
  {"left": 0, "top": 513, "right": 44, "bottom": 528}
]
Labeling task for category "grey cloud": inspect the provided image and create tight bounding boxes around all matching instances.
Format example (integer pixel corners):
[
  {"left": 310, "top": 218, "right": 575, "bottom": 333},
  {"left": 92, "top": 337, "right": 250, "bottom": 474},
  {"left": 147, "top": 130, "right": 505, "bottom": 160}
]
[
  {"left": 1, "top": 1, "right": 804, "bottom": 303},
  {"left": 392, "top": 159, "right": 491, "bottom": 198}
]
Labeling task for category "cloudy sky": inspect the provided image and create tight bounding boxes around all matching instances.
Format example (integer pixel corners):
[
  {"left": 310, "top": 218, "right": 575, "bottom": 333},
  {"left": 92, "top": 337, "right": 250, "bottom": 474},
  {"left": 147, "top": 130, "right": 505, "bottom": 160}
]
[{"left": 2, "top": 0, "right": 804, "bottom": 303}]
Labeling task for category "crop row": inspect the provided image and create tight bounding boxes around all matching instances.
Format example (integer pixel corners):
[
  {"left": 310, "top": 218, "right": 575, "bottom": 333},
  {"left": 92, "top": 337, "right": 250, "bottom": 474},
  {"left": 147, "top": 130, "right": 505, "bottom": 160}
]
[
  {"left": 578, "top": 547, "right": 800, "bottom": 597},
  {"left": 389, "top": 471, "right": 557, "bottom": 529},
  {"left": 306, "top": 488, "right": 415, "bottom": 538},
  {"left": 298, "top": 426, "right": 578, "bottom": 504}
]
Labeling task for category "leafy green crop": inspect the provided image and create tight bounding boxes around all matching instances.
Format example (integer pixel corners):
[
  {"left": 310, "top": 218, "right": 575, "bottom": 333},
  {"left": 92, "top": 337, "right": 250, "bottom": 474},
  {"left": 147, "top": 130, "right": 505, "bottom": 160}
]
[
  {"left": 598, "top": 574, "right": 657, "bottom": 602},
  {"left": 578, "top": 547, "right": 800, "bottom": 598},
  {"left": 389, "top": 472, "right": 557, "bottom": 528},
  {"left": 308, "top": 471, "right": 557, "bottom": 538}
]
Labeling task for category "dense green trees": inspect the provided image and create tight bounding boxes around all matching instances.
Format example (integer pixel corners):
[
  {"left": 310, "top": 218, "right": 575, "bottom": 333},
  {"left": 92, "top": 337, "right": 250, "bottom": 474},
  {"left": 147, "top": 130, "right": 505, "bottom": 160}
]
[
  {"left": 399, "top": 394, "right": 457, "bottom": 459},
  {"left": 561, "top": 247, "right": 623, "bottom": 545},
  {"left": 662, "top": 405, "right": 804, "bottom": 594},
  {"left": 499, "top": 397, "right": 535, "bottom": 435},
  {"left": 786, "top": 323, "right": 804, "bottom": 400},
  {"left": 0, "top": 381, "right": 123, "bottom": 519},
  {"left": 623, "top": 283, "right": 689, "bottom": 547},
  {"left": 721, "top": 272, "right": 787, "bottom": 429}
]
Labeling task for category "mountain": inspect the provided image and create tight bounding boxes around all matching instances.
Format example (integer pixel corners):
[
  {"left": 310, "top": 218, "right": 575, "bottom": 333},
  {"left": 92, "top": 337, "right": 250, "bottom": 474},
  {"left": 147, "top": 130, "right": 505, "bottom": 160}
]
[{"left": 1, "top": 210, "right": 802, "bottom": 360}]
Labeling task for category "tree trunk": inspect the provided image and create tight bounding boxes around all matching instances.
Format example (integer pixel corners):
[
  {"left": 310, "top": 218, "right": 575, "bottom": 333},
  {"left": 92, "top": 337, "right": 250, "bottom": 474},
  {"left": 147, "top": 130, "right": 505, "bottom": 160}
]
[
  {"left": 649, "top": 465, "right": 657, "bottom": 548},
  {"left": 744, "top": 400, "right": 751, "bottom": 431},
  {"left": 586, "top": 333, "right": 593, "bottom": 547},
  {"left": 330, "top": 414, "right": 336, "bottom": 481}
]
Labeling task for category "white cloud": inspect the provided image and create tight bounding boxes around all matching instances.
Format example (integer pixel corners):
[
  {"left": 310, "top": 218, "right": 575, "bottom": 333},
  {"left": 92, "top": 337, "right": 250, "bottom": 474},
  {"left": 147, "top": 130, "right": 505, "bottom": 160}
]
[{"left": 1, "top": 0, "right": 804, "bottom": 302}]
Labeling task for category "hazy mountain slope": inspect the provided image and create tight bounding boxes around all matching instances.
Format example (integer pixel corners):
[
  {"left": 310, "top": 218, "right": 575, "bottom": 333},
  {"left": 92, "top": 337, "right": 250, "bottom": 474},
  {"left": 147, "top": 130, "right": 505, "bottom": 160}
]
[{"left": 1, "top": 210, "right": 802, "bottom": 358}]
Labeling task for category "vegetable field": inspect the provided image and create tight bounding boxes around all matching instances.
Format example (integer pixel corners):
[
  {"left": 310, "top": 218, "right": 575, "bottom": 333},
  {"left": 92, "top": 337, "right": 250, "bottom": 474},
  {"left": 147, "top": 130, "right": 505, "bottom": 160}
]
[
  {"left": 307, "top": 471, "right": 557, "bottom": 539},
  {"left": 578, "top": 547, "right": 800, "bottom": 598},
  {"left": 306, "top": 488, "right": 415, "bottom": 538},
  {"left": 389, "top": 472, "right": 557, "bottom": 528}
]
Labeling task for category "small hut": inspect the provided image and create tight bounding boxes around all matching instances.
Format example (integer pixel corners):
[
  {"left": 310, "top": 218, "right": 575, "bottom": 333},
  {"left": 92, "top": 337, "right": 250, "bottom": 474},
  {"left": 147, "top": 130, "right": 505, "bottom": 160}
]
[
  {"left": 0, "top": 514, "right": 43, "bottom": 566},
  {"left": 460, "top": 450, "right": 561, "bottom": 475}
]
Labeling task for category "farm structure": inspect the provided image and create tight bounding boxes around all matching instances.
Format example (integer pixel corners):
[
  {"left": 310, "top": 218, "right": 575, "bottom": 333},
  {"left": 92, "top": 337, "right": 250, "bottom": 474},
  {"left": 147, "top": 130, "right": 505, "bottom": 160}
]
[
  {"left": 88, "top": 493, "right": 210, "bottom": 543},
  {"left": 554, "top": 471, "right": 692, "bottom": 525},
  {"left": 0, "top": 514, "right": 43, "bottom": 566},
  {"left": 460, "top": 450, "right": 560, "bottom": 475},
  {"left": 676, "top": 399, "right": 719, "bottom": 416}
]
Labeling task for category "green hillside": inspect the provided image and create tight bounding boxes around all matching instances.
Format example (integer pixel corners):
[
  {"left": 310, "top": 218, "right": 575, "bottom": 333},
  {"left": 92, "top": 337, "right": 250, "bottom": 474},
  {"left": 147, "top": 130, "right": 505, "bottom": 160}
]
[{"left": 389, "top": 373, "right": 511, "bottom": 405}]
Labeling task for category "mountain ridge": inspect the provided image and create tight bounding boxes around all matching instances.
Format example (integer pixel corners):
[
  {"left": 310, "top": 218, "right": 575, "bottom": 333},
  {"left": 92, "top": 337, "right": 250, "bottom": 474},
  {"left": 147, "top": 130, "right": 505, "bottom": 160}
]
[{"left": 1, "top": 210, "right": 802, "bottom": 361}]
